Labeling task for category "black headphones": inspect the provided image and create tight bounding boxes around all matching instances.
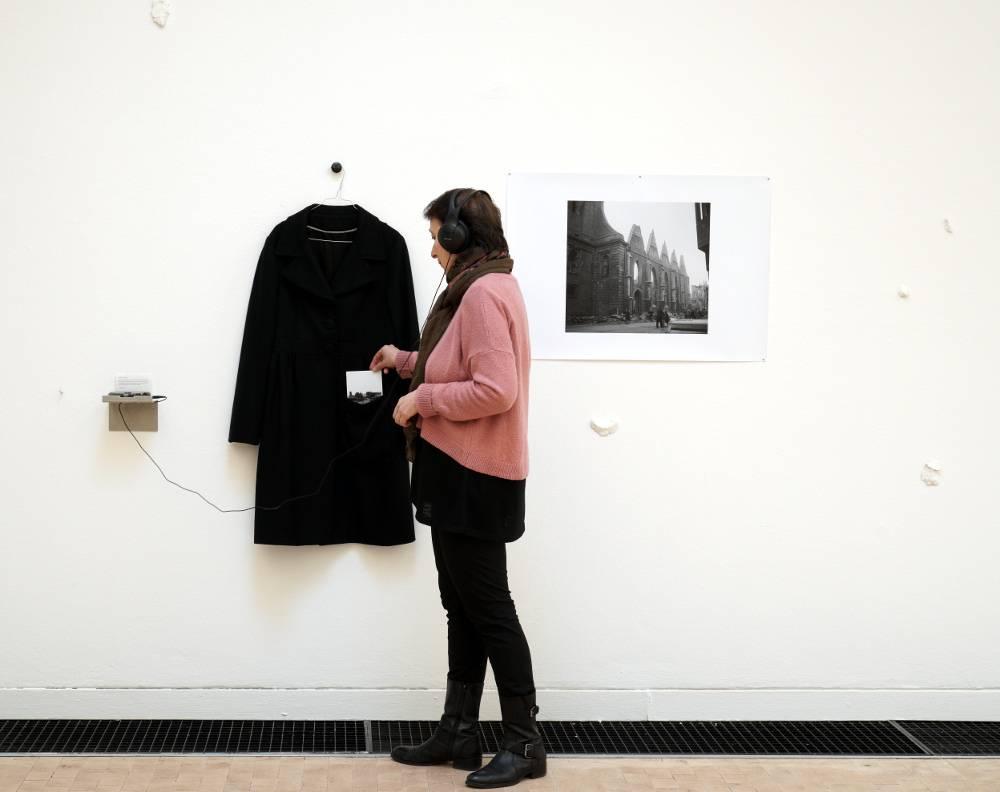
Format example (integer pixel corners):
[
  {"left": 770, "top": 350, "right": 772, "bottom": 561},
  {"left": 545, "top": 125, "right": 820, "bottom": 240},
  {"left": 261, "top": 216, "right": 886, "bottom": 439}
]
[{"left": 437, "top": 188, "right": 491, "bottom": 253}]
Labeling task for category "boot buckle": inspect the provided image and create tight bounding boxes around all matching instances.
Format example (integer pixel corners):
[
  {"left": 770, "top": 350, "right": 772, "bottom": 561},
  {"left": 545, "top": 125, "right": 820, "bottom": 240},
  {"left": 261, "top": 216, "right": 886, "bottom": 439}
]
[{"left": 522, "top": 742, "right": 535, "bottom": 759}]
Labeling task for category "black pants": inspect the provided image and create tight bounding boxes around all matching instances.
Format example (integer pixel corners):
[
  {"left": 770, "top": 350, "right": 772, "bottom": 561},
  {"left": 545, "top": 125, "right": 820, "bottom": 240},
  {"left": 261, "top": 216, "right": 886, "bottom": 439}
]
[{"left": 431, "top": 525, "right": 535, "bottom": 697}]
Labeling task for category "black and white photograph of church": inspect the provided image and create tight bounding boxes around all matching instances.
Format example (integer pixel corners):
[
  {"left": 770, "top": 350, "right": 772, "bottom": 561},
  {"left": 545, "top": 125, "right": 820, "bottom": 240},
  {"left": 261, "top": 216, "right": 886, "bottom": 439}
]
[{"left": 566, "top": 200, "right": 710, "bottom": 333}]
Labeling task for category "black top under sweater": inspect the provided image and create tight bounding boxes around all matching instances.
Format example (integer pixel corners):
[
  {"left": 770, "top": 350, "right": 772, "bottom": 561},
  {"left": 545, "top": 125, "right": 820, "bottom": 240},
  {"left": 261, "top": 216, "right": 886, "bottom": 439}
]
[{"left": 410, "top": 435, "right": 526, "bottom": 543}]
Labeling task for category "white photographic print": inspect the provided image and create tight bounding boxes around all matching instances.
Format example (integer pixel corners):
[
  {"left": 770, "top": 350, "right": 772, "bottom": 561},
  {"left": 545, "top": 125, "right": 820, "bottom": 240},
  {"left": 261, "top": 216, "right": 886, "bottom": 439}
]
[
  {"left": 345, "top": 370, "right": 383, "bottom": 404},
  {"left": 505, "top": 173, "right": 770, "bottom": 361}
]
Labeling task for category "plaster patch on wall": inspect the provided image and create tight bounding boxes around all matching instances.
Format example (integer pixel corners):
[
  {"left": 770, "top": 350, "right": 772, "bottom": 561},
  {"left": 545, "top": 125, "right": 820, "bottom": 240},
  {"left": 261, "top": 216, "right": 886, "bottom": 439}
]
[
  {"left": 898, "top": 284, "right": 910, "bottom": 299},
  {"left": 590, "top": 416, "right": 619, "bottom": 437},
  {"left": 151, "top": 0, "right": 172, "bottom": 27},
  {"left": 943, "top": 218, "right": 953, "bottom": 234},
  {"left": 921, "top": 460, "right": 943, "bottom": 486}
]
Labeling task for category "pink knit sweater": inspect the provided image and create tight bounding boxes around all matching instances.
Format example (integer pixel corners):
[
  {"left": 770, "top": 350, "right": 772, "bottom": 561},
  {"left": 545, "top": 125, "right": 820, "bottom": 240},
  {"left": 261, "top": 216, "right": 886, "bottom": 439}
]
[{"left": 394, "top": 272, "right": 530, "bottom": 480}]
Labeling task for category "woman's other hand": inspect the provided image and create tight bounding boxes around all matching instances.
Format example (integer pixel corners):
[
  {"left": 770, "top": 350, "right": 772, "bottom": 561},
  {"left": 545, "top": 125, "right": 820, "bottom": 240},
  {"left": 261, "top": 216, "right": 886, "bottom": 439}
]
[
  {"left": 370, "top": 344, "right": 400, "bottom": 374},
  {"left": 392, "top": 392, "right": 419, "bottom": 426}
]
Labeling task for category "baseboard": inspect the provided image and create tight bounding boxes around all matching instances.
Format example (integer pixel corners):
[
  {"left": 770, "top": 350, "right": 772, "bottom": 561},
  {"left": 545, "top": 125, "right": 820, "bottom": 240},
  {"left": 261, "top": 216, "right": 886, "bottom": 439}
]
[{"left": 2, "top": 688, "right": 998, "bottom": 720}]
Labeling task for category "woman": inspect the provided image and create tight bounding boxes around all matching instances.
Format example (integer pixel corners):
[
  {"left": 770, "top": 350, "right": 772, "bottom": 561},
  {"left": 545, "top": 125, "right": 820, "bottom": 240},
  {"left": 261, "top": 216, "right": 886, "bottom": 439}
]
[{"left": 369, "top": 188, "right": 544, "bottom": 788}]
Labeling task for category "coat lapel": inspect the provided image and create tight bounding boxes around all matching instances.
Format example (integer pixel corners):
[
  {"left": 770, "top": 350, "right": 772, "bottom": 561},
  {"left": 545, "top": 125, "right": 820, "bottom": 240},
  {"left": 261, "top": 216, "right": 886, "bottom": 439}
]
[{"left": 275, "top": 204, "right": 386, "bottom": 302}]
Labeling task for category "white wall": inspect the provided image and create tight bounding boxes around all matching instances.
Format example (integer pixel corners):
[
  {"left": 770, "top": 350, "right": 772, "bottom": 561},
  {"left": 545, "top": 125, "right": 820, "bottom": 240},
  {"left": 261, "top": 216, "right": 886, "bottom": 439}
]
[{"left": 2, "top": 0, "right": 999, "bottom": 721}]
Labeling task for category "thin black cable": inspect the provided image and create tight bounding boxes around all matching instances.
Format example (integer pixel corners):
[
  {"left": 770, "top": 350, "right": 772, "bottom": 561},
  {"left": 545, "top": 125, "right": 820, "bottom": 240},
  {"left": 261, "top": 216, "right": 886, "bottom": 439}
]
[
  {"left": 116, "top": 265, "right": 451, "bottom": 513},
  {"left": 117, "top": 383, "right": 402, "bottom": 512}
]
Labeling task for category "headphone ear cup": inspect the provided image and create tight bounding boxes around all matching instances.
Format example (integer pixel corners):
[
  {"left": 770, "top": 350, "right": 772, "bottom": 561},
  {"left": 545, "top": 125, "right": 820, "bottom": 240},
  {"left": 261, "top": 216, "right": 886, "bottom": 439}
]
[
  {"left": 438, "top": 188, "right": 483, "bottom": 253},
  {"left": 438, "top": 218, "right": 469, "bottom": 253}
]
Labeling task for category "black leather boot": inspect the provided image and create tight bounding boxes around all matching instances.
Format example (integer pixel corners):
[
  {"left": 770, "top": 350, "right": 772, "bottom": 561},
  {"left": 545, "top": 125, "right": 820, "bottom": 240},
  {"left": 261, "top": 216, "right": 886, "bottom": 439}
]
[
  {"left": 465, "top": 692, "right": 546, "bottom": 788},
  {"left": 391, "top": 678, "right": 484, "bottom": 770}
]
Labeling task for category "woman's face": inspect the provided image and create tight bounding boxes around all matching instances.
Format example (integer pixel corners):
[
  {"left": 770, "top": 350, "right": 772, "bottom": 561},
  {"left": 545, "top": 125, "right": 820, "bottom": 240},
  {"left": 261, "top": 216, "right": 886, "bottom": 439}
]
[{"left": 429, "top": 217, "right": 454, "bottom": 272}]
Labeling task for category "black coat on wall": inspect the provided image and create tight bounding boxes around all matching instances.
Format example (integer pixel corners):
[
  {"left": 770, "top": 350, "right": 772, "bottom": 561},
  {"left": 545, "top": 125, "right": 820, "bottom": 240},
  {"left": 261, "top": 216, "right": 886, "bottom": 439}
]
[{"left": 228, "top": 204, "right": 419, "bottom": 545}]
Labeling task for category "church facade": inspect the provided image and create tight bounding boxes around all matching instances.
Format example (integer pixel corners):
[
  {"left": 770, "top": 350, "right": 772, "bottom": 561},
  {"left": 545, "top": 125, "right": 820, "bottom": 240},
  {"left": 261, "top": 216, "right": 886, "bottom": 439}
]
[{"left": 566, "top": 201, "right": 690, "bottom": 322}]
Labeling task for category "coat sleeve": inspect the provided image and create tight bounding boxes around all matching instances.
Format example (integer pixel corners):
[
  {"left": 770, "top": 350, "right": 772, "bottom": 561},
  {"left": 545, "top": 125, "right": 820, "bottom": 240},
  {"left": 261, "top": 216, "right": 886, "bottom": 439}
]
[
  {"left": 228, "top": 229, "right": 280, "bottom": 445},
  {"left": 385, "top": 232, "right": 420, "bottom": 356}
]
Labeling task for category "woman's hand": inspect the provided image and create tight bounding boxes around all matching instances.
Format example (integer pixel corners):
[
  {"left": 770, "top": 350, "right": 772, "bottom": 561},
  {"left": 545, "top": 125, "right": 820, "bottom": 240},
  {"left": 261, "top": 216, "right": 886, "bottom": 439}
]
[
  {"left": 370, "top": 344, "right": 400, "bottom": 374},
  {"left": 392, "top": 392, "right": 419, "bottom": 426}
]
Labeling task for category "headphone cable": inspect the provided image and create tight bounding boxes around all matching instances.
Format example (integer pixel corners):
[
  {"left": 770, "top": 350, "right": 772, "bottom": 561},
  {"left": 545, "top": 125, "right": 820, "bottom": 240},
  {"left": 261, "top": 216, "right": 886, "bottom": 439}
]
[{"left": 117, "top": 266, "right": 451, "bottom": 513}]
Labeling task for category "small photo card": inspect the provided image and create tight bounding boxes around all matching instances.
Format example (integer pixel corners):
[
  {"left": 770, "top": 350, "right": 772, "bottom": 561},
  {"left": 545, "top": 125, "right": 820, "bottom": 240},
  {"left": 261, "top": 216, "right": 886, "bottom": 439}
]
[{"left": 346, "top": 370, "right": 383, "bottom": 404}]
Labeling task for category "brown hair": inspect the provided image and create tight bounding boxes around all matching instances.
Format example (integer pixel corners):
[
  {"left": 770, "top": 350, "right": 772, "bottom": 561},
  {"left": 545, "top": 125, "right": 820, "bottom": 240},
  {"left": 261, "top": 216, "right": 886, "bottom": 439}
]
[{"left": 423, "top": 188, "right": 509, "bottom": 254}]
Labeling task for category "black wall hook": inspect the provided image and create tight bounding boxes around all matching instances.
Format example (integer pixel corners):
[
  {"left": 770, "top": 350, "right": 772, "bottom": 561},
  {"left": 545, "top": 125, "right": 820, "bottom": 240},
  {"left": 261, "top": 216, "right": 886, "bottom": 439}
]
[{"left": 331, "top": 162, "right": 343, "bottom": 173}]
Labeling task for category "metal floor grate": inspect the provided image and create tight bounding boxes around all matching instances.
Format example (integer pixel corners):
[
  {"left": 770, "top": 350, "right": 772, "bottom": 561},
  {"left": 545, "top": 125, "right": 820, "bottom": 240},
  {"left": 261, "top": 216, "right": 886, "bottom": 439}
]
[
  {"left": 895, "top": 721, "right": 1000, "bottom": 756},
  {"left": 372, "top": 720, "right": 921, "bottom": 756},
  {"left": 0, "top": 721, "right": 366, "bottom": 754},
  {"left": 1, "top": 719, "right": 998, "bottom": 756},
  {"left": 533, "top": 721, "right": 922, "bottom": 756}
]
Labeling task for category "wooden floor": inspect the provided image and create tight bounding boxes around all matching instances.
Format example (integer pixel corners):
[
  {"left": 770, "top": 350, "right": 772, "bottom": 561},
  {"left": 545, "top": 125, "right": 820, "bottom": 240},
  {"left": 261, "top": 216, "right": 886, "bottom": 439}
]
[{"left": 3, "top": 756, "right": 1000, "bottom": 792}]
